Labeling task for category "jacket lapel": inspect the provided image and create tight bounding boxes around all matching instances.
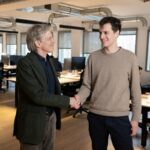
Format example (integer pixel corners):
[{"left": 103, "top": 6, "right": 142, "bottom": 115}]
[
  {"left": 49, "top": 58, "right": 61, "bottom": 94},
  {"left": 29, "top": 52, "right": 47, "bottom": 84}
]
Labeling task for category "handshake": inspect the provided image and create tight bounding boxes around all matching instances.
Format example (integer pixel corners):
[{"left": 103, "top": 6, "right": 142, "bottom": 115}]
[{"left": 70, "top": 95, "right": 80, "bottom": 109}]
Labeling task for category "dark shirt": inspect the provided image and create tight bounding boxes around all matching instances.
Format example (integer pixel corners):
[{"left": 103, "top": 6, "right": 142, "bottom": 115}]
[{"left": 34, "top": 52, "right": 55, "bottom": 113}]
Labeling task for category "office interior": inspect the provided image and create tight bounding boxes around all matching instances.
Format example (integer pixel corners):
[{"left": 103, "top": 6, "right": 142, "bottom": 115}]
[{"left": 0, "top": 0, "right": 150, "bottom": 150}]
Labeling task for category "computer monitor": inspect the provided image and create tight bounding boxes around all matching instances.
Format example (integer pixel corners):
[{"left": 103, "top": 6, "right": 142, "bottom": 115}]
[
  {"left": 1, "top": 55, "right": 10, "bottom": 65},
  {"left": 63, "top": 58, "right": 71, "bottom": 70},
  {"left": 9, "top": 55, "right": 23, "bottom": 65},
  {"left": 71, "top": 57, "right": 85, "bottom": 70}
]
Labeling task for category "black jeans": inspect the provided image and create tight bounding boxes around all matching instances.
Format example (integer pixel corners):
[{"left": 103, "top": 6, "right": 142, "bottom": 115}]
[{"left": 87, "top": 112, "right": 133, "bottom": 150}]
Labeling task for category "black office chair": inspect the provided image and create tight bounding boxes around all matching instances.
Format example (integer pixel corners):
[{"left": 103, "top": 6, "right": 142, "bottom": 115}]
[{"left": 0, "top": 62, "right": 6, "bottom": 92}]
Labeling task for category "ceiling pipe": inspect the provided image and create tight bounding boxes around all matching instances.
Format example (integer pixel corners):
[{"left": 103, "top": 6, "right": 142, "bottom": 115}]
[
  {"left": 0, "top": 17, "right": 16, "bottom": 29},
  {"left": 45, "top": 4, "right": 112, "bottom": 17},
  {"left": 120, "top": 16, "right": 148, "bottom": 27},
  {"left": 81, "top": 7, "right": 112, "bottom": 16},
  {"left": 48, "top": 13, "right": 58, "bottom": 31}
]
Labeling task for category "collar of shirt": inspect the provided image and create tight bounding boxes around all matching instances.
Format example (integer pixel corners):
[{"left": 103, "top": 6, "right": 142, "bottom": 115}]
[{"left": 33, "top": 51, "right": 52, "bottom": 63}]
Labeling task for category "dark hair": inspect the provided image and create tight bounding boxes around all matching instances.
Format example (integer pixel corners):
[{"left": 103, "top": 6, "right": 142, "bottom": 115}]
[{"left": 99, "top": 16, "right": 121, "bottom": 33}]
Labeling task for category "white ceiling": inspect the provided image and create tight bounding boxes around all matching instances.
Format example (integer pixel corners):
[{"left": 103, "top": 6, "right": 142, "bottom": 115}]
[{"left": 0, "top": 0, "right": 150, "bottom": 27}]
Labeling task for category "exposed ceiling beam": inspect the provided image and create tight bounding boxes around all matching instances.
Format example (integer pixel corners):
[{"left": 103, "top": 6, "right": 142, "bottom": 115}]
[
  {"left": 0, "top": 0, "right": 23, "bottom": 5},
  {"left": 142, "top": 0, "right": 150, "bottom": 2},
  {"left": 16, "top": 18, "right": 47, "bottom": 24},
  {"left": 0, "top": 30, "right": 18, "bottom": 33}
]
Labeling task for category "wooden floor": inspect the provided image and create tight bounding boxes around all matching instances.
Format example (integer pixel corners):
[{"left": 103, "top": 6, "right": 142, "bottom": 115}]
[{"left": 0, "top": 86, "right": 150, "bottom": 150}]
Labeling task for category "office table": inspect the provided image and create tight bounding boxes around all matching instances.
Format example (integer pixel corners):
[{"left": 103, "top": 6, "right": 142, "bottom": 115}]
[
  {"left": 140, "top": 94, "right": 150, "bottom": 147},
  {"left": 6, "top": 74, "right": 80, "bottom": 85},
  {"left": 4, "top": 65, "right": 17, "bottom": 88},
  {"left": 4, "top": 65, "right": 17, "bottom": 70}
]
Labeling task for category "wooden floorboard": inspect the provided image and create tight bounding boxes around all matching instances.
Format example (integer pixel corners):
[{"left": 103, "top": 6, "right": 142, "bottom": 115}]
[{"left": 0, "top": 87, "right": 150, "bottom": 150}]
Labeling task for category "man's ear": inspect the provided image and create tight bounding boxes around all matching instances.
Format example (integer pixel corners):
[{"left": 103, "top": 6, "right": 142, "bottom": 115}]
[{"left": 35, "top": 40, "right": 40, "bottom": 48}]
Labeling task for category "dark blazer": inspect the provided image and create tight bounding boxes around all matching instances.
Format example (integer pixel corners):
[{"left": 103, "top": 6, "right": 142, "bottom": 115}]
[{"left": 13, "top": 52, "right": 69, "bottom": 144}]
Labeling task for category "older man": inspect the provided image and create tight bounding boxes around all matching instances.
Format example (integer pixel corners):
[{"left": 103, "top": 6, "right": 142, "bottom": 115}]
[{"left": 13, "top": 24, "right": 79, "bottom": 150}]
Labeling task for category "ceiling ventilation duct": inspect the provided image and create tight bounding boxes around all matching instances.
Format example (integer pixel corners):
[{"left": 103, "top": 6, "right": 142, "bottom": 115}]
[
  {"left": 120, "top": 17, "right": 148, "bottom": 27},
  {"left": 48, "top": 13, "right": 58, "bottom": 31},
  {"left": 0, "top": 17, "right": 16, "bottom": 29},
  {"left": 81, "top": 7, "right": 112, "bottom": 16},
  {"left": 82, "top": 20, "right": 98, "bottom": 31},
  {"left": 45, "top": 4, "right": 81, "bottom": 16},
  {"left": 45, "top": 4, "right": 112, "bottom": 18}
]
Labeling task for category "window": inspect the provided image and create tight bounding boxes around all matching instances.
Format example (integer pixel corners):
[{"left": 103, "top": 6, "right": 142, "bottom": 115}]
[
  {"left": 146, "top": 29, "right": 150, "bottom": 71},
  {"left": 6, "top": 33, "right": 17, "bottom": 55},
  {"left": 20, "top": 33, "right": 29, "bottom": 55},
  {"left": 118, "top": 29, "right": 137, "bottom": 53},
  {"left": 83, "top": 31, "right": 101, "bottom": 59},
  {"left": 58, "top": 31, "right": 71, "bottom": 63}
]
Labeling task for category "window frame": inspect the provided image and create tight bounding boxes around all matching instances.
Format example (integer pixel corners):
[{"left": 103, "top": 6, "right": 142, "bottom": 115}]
[{"left": 146, "top": 29, "right": 150, "bottom": 72}]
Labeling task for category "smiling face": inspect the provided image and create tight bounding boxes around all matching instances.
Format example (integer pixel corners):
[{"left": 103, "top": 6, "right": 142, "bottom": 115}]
[{"left": 99, "top": 23, "right": 119, "bottom": 49}]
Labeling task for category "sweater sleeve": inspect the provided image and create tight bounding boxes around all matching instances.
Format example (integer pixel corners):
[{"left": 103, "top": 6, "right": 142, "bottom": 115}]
[
  {"left": 130, "top": 55, "right": 141, "bottom": 122},
  {"left": 78, "top": 55, "right": 92, "bottom": 104}
]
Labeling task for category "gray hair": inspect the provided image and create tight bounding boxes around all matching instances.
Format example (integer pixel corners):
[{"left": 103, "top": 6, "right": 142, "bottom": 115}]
[{"left": 26, "top": 24, "right": 53, "bottom": 52}]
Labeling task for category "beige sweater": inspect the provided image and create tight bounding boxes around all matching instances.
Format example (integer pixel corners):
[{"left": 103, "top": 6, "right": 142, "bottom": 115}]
[{"left": 78, "top": 48, "right": 141, "bottom": 121}]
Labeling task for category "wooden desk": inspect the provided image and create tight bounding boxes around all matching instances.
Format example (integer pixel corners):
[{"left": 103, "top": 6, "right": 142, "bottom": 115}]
[
  {"left": 4, "top": 65, "right": 17, "bottom": 70},
  {"left": 140, "top": 94, "right": 150, "bottom": 147},
  {"left": 6, "top": 77, "right": 16, "bottom": 83},
  {"left": 4, "top": 65, "right": 17, "bottom": 88},
  {"left": 6, "top": 75, "right": 80, "bottom": 85},
  {"left": 58, "top": 72, "right": 80, "bottom": 84}
]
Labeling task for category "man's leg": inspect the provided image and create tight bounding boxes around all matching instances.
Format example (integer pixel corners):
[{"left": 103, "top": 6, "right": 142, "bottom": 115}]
[
  {"left": 43, "top": 112, "right": 56, "bottom": 150},
  {"left": 107, "top": 116, "right": 133, "bottom": 150},
  {"left": 87, "top": 112, "right": 109, "bottom": 150},
  {"left": 20, "top": 112, "right": 56, "bottom": 150}
]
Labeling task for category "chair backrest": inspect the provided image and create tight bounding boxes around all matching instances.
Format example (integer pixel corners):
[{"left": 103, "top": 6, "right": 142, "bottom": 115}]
[{"left": 0, "top": 62, "right": 4, "bottom": 84}]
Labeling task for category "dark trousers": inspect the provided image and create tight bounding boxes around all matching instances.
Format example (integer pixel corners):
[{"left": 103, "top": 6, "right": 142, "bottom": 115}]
[
  {"left": 20, "top": 112, "right": 56, "bottom": 150},
  {"left": 87, "top": 112, "right": 133, "bottom": 150}
]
